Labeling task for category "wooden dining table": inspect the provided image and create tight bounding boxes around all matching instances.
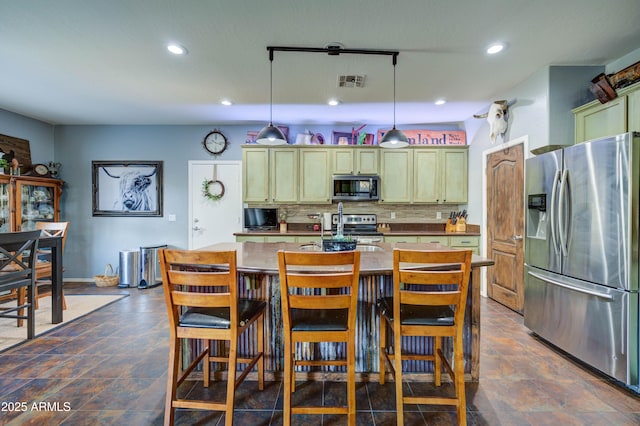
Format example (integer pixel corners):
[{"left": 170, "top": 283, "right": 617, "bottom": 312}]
[{"left": 37, "top": 235, "right": 64, "bottom": 324}]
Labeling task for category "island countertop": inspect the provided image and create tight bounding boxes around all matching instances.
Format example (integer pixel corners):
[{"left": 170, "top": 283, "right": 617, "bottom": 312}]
[{"left": 199, "top": 241, "right": 492, "bottom": 274}]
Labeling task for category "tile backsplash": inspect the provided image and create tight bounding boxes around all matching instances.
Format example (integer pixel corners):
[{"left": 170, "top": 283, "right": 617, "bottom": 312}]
[{"left": 249, "top": 202, "right": 464, "bottom": 224}]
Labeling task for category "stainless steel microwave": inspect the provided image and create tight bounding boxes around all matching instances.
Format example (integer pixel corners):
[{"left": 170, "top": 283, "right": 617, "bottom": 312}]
[{"left": 332, "top": 175, "right": 379, "bottom": 201}]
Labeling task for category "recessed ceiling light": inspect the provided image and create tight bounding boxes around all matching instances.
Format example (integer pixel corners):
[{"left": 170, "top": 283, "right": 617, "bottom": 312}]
[
  {"left": 434, "top": 99, "right": 446, "bottom": 106},
  {"left": 327, "top": 99, "right": 341, "bottom": 106},
  {"left": 167, "top": 43, "right": 188, "bottom": 55},
  {"left": 221, "top": 100, "right": 233, "bottom": 106},
  {"left": 486, "top": 43, "right": 505, "bottom": 55}
]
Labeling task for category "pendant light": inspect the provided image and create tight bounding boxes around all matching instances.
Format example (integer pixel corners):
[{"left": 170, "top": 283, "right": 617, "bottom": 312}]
[
  {"left": 256, "top": 49, "right": 287, "bottom": 145},
  {"left": 379, "top": 55, "right": 409, "bottom": 148}
]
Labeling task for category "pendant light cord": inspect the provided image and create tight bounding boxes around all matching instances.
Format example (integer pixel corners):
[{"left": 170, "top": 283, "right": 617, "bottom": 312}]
[
  {"left": 269, "top": 49, "right": 274, "bottom": 125},
  {"left": 393, "top": 62, "right": 397, "bottom": 128}
]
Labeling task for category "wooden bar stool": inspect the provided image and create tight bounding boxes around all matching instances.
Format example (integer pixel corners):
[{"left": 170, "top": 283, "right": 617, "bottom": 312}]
[
  {"left": 277, "top": 250, "right": 360, "bottom": 426},
  {"left": 378, "top": 248, "right": 472, "bottom": 426},
  {"left": 159, "top": 249, "right": 265, "bottom": 426}
]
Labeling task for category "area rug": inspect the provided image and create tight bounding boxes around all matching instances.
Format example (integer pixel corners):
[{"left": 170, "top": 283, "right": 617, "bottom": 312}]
[{"left": 0, "top": 294, "right": 126, "bottom": 352}]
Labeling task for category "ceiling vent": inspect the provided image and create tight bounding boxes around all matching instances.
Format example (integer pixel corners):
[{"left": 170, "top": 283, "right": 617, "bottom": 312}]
[{"left": 338, "top": 75, "right": 366, "bottom": 88}]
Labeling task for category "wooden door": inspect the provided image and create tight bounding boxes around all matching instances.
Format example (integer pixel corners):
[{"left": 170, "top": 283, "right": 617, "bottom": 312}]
[{"left": 486, "top": 144, "right": 524, "bottom": 313}]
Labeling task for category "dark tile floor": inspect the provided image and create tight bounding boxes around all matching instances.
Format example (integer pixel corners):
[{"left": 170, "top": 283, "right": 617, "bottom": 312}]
[{"left": 1, "top": 283, "right": 639, "bottom": 425}]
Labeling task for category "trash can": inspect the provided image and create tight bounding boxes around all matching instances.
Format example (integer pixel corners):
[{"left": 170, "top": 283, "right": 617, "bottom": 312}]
[
  {"left": 119, "top": 249, "right": 139, "bottom": 288},
  {"left": 139, "top": 244, "right": 167, "bottom": 289}
]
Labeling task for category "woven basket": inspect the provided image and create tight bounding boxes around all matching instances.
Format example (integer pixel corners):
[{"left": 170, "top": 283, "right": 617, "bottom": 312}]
[{"left": 94, "top": 264, "right": 119, "bottom": 287}]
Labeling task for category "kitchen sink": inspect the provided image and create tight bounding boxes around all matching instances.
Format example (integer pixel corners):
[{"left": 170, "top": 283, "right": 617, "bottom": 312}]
[{"left": 298, "top": 243, "right": 383, "bottom": 252}]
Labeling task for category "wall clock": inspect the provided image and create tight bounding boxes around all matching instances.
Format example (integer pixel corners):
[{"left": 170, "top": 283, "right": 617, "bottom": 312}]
[{"left": 203, "top": 129, "right": 228, "bottom": 155}]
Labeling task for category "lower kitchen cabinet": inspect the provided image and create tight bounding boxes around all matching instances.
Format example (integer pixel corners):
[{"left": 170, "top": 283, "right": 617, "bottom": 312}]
[
  {"left": 236, "top": 235, "right": 266, "bottom": 242},
  {"left": 383, "top": 235, "right": 419, "bottom": 243},
  {"left": 449, "top": 235, "right": 480, "bottom": 254},
  {"left": 418, "top": 236, "right": 449, "bottom": 245}
]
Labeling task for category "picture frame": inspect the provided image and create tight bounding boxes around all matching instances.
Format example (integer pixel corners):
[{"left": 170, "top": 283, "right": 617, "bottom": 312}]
[{"left": 92, "top": 161, "right": 163, "bottom": 217}]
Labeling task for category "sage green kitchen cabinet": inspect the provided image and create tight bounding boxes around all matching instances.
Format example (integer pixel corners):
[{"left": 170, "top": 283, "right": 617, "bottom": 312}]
[
  {"left": 419, "top": 236, "right": 449, "bottom": 245},
  {"left": 440, "top": 148, "right": 468, "bottom": 203},
  {"left": 627, "top": 86, "right": 640, "bottom": 133},
  {"left": 448, "top": 235, "right": 480, "bottom": 254},
  {"left": 413, "top": 149, "right": 439, "bottom": 202},
  {"left": 413, "top": 148, "right": 467, "bottom": 204},
  {"left": 264, "top": 235, "right": 297, "bottom": 243},
  {"left": 242, "top": 146, "right": 298, "bottom": 203},
  {"left": 331, "top": 148, "right": 379, "bottom": 175},
  {"left": 299, "top": 148, "right": 331, "bottom": 203},
  {"left": 236, "top": 235, "right": 266, "bottom": 242},
  {"left": 242, "top": 147, "right": 270, "bottom": 203},
  {"left": 270, "top": 148, "right": 298, "bottom": 203},
  {"left": 384, "top": 235, "right": 419, "bottom": 243},
  {"left": 573, "top": 81, "right": 640, "bottom": 143},
  {"left": 380, "top": 149, "right": 412, "bottom": 203},
  {"left": 573, "top": 96, "right": 627, "bottom": 143}
]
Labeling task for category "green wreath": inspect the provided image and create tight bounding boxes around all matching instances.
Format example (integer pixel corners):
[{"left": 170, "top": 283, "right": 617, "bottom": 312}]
[{"left": 202, "top": 178, "right": 225, "bottom": 201}]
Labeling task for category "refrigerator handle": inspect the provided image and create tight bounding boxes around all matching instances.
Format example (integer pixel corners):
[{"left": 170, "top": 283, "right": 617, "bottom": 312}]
[
  {"left": 550, "top": 169, "right": 561, "bottom": 255},
  {"left": 558, "top": 169, "right": 569, "bottom": 256},
  {"left": 528, "top": 271, "right": 614, "bottom": 300}
]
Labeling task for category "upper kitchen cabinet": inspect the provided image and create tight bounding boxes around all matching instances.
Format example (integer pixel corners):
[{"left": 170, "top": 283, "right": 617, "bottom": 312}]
[
  {"left": 380, "top": 149, "right": 412, "bottom": 203},
  {"left": 331, "top": 147, "right": 379, "bottom": 175},
  {"left": 414, "top": 147, "right": 468, "bottom": 203},
  {"left": 0, "top": 175, "right": 63, "bottom": 232},
  {"left": 242, "top": 146, "right": 298, "bottom": 203},
  {"left": 440, "top": 148, "right": 468, "bottom": 203},
  {"left": 299, "top": 148, "right": 331, "bottom": 203},
  {"left": 573, "top": 96, "right": 627, "bottom": 143},
  {"left": 573, "top": 81, "right": 640, "bottom": 143}
]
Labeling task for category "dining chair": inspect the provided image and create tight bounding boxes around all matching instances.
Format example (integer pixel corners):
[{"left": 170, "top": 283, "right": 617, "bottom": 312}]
[
  {"left": 159, "top": 249, "right": 265, "bottom": 426},
  {"left": 33, "top": 221, "right": 69, "bottom": 310},
  {"left": 378, "top": 248, "right": 473, "bottom": 426},
  {"left": 277, "top": 250, "right": 361, "bottom": 426},
  {"left": 0, "top": 230, "right": 41, "bottom": 338}
]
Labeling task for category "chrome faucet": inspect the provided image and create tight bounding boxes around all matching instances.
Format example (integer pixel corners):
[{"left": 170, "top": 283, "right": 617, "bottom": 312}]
[{"left": 336, "top": 202, "right": 344, "bottom": 239}]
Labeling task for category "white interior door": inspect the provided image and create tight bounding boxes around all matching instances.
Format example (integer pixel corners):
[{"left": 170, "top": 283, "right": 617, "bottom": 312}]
[{"left": 188, "top": 161, "right": 242, "bottom": 249}]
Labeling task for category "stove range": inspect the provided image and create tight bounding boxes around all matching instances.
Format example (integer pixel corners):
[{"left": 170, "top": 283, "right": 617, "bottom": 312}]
[{"left": 331, "top": 213, "right": 382, "bottom": 236}]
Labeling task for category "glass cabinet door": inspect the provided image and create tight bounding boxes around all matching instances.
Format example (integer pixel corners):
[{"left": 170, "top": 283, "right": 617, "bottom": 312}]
[
  {"left": 0, "top": 180, "right": 9, "bottom": 232},
  {"left": 19, "top": 182, "right": 57, "bottom": 231}
]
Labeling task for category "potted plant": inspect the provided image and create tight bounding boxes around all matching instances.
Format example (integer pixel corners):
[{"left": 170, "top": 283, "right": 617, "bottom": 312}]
[{"left": 0, "top": 159, "right": 8, "bottom": 174}]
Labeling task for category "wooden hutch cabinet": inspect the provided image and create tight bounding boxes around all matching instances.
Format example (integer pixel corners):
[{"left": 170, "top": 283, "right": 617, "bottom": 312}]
[{"left": 0, "top": 175, "right": 63, "bottom": 232}]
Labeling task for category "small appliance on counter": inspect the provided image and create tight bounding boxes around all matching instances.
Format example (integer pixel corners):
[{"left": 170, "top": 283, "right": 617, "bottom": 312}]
[{"left": 243, "top": 207, "right": 278, "bottom": 231}]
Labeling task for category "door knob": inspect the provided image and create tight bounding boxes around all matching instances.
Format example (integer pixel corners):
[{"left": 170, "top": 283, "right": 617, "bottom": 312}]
[{"left": 512, "top": 235, "right": 523, "bottom": 240}]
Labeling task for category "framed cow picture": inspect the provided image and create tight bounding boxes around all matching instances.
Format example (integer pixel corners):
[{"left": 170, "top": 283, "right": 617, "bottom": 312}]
[{"left": 92, "top": 160, "right": 163, "bottom": 217}]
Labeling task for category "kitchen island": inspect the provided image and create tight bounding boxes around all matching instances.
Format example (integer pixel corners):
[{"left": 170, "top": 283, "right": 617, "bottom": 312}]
[{"left": 198, "top": 241, "right": 493, "bottom": 382}]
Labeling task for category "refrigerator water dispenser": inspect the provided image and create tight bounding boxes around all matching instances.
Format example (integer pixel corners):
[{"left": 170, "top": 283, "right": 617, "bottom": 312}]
[{"left": 527, "top": 194, "right": 547, "bottom": 239}]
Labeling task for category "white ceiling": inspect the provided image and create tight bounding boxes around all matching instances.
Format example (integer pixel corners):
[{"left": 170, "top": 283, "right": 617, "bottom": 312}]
[{"left": 1, "top": 0, "right": 640, "bottom": 126}]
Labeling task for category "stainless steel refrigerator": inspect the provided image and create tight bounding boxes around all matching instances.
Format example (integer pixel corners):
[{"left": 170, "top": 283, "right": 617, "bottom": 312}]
[{"left": 524, "top": 132, "right": 639, "bottom": 391}]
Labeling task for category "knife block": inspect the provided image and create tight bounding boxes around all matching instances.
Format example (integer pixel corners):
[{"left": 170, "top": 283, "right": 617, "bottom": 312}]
[
  {"left": 445, "top": 219, "right": 456, "bottom": 233},
  {"left": 446, "top": 218, "right": 466, "bottom": 233}
]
